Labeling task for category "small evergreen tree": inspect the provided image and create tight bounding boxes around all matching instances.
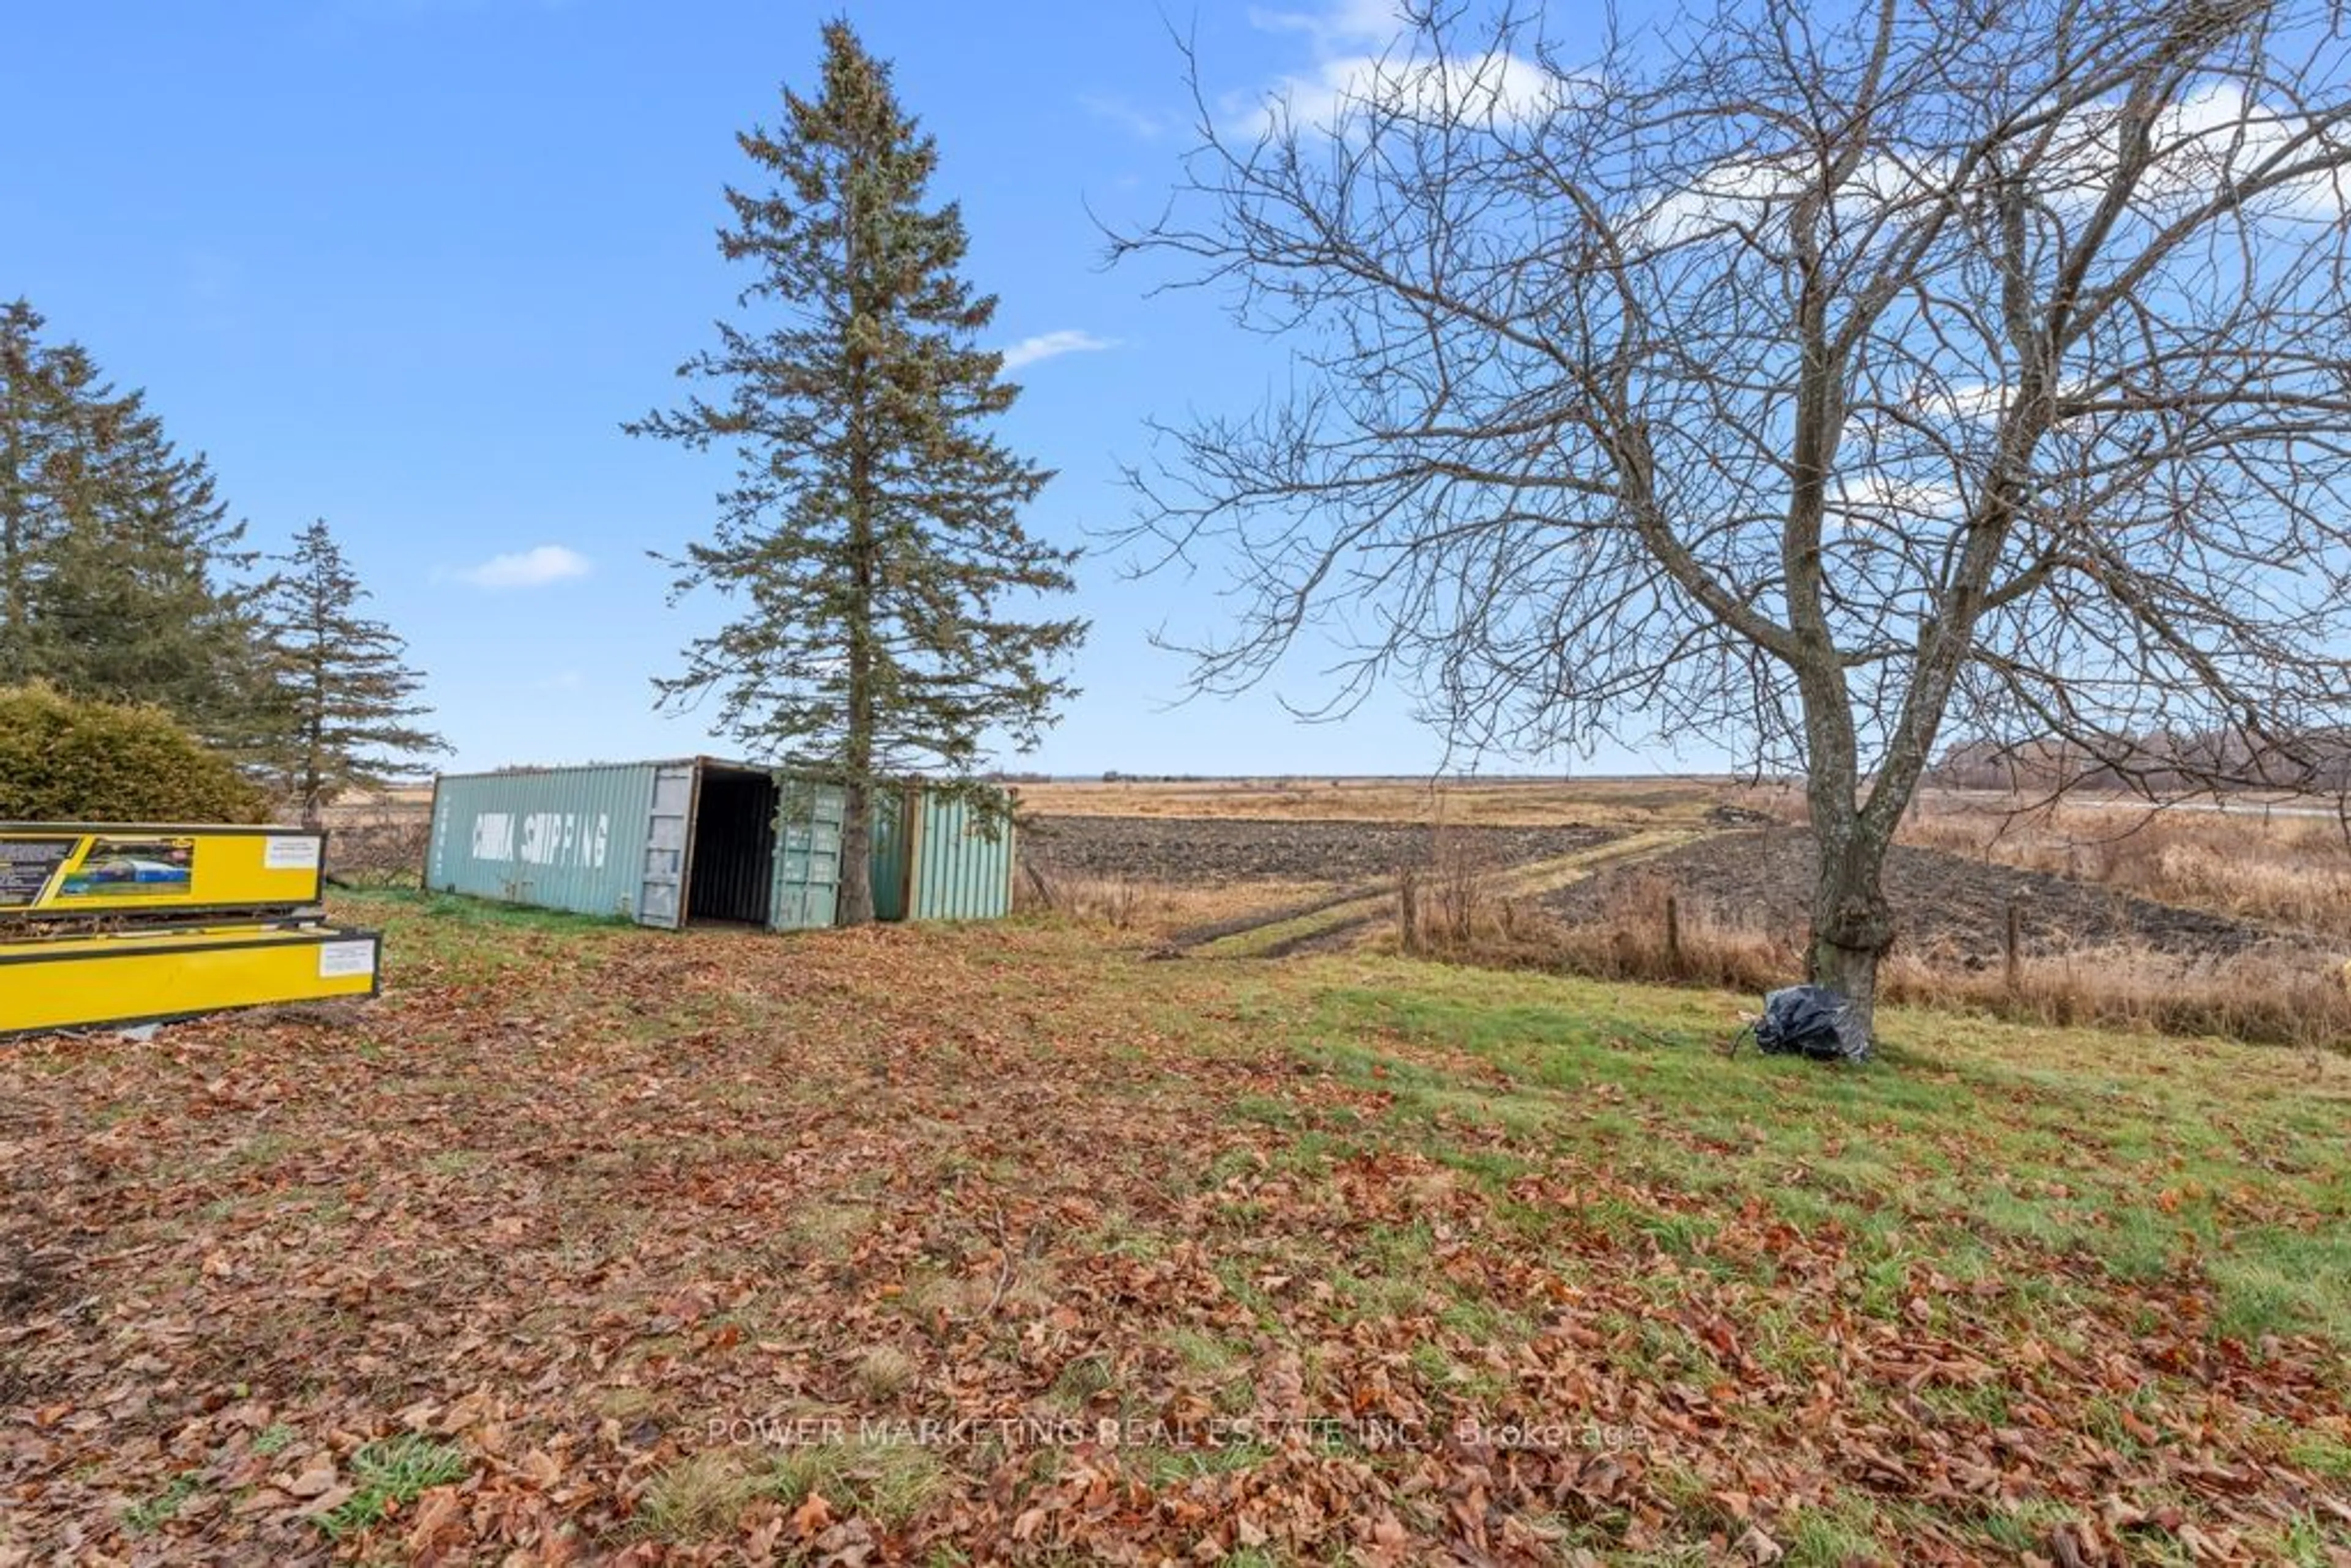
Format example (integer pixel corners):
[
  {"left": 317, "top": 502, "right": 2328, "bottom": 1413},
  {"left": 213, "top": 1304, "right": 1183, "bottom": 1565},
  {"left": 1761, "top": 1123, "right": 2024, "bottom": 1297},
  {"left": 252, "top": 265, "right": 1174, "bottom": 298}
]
[
  {"left": 629, "top": 20, "right": 1086, "bottom": 925},
  {"left": 257, "top": 519, "right": 446, "bottom": 828},
  {"left": 0, "top": 300, "right": 266, "bottom": 743}
]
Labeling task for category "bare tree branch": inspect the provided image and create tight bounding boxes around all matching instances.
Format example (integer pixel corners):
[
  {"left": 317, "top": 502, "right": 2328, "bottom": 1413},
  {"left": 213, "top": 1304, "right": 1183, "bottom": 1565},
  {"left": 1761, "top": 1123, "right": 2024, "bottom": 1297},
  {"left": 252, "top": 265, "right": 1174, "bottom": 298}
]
[{"left": 1111, "top": 0, "right": 2351, "bottom": 1036}]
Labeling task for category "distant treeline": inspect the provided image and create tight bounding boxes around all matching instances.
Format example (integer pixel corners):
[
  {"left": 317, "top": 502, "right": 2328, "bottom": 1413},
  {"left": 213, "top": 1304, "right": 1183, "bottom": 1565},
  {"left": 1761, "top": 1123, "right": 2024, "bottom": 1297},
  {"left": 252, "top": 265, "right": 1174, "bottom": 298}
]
[{"left": 1929, "top": 731, "right": 2351, "bottom": 795}]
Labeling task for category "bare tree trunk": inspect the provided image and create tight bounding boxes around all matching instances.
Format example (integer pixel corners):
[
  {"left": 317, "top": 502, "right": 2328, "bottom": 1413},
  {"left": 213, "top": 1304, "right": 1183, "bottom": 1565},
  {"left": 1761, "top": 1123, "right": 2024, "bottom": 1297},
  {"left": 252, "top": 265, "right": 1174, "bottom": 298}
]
[
  {"left": 838, "top": 777, "right": 874, "bottom": 926},
  {"left": 836, "top": 485, "right": 877, "bottom": 928},
  {"left": 1802, "top": 678, "right": 1896, "bottom": 1040},
  {"left": 836, "top": 171, "right": 877, "bottom": 932},
  {"left": 1808, "top": 813, "right": 1895, "bottom": 1041},
  {"left": 301, "top": 690, "right": 326, "bottom": 833}
]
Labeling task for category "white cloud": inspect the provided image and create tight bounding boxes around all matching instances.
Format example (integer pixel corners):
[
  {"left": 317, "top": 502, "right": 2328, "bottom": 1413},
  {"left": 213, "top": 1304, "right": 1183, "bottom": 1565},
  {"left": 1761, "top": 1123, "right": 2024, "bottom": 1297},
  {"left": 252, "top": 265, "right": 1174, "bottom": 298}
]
[
  {"left": 1248, "top": 0, "right": 1400, "bottom": 48},
  {"left": 2072, "top": 82, "right": 2351, "bottom": 219},
  {"left": 455, "top": 544, "right": 592, "bottom": 589},
  {"left": 1635, "top": 148, "right": 1929, "bottom": 253},
  {"left": 1242, "top": 0, "right": 1567, "bottom": 137},
  {"left": 1079, "top": 92, "right": 1173, "bottom": 142},
  {"left": 1919, "top": 380, "right": 2008, "bottom": 422},
  {"left": 1000, "top": 329, "right": 1119, "bottom": 370},
  {"left": 1911, "top": 377, "right": 2103, "bottom": 430},
  {"left": 1640, "top": 81, "right": 2351, "bottom": 261},
  {"left": 1253, "top": 50, "right": 1567, "bottom": 136},
  {"left": 1831, "top": 471, "right": 1962, "bottom": 524}
]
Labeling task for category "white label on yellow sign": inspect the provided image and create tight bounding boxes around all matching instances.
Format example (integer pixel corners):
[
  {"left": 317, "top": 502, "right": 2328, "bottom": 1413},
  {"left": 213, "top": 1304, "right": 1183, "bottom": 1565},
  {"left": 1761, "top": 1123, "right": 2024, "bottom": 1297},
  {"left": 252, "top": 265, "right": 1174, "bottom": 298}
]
[
  {"left": 265, "top": 837, "right": 322, "bottom": 871},
  {"left": 318, "top": 940, "right": 375, "bottom": 979}
]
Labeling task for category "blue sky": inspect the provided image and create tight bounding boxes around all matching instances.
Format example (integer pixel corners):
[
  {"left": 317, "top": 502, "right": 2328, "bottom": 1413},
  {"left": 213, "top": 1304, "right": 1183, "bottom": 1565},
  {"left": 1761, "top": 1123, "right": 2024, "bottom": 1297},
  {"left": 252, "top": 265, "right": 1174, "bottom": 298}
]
[{"left": 3, "top": 0, "right": 1662, "bottom": 777}]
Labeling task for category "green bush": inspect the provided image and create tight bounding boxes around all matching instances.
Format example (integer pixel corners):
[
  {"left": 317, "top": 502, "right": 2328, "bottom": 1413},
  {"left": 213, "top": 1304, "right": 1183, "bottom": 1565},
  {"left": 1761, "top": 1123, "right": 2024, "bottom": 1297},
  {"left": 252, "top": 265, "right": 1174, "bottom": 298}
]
[{"left": 0, "top": 684, "right": 267, "bottom": 823}]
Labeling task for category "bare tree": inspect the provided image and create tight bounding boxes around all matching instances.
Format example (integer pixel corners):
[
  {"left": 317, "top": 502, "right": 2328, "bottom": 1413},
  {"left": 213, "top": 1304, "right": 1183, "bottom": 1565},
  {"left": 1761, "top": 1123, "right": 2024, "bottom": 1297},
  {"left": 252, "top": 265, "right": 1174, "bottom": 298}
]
[{"left": 1114, "top": 0, "right": 2351, "bottom": 1037}]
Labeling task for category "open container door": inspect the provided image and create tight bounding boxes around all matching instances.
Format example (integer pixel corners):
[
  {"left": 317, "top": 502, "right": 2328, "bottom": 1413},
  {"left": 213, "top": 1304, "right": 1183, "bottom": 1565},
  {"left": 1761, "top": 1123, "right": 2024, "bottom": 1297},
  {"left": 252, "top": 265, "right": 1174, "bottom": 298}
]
[{"left": 770, "top": 779, "right": 846, "bottom": 930}]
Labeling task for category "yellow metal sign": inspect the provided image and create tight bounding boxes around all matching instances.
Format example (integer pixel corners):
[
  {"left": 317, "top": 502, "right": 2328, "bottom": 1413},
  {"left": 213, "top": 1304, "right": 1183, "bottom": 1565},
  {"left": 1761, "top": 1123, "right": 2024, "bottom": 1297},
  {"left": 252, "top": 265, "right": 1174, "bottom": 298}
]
[
  {"left": 0, "top": 826, "right": 325, "bottom": 917},
  {"left": 0, "top": 923, "right": 379, "bottom": 1034}
]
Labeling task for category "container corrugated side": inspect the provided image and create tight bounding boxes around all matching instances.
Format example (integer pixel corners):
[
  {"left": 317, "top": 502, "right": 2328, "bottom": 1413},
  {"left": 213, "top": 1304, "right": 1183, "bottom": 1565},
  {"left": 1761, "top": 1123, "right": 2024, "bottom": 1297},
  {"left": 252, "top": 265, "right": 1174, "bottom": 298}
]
[
  {"left": 427, "top": 763, "right": 663, "bottom": 922},
  {"left": 909, "top": 789, "right": 1014, "bottom": 921}
]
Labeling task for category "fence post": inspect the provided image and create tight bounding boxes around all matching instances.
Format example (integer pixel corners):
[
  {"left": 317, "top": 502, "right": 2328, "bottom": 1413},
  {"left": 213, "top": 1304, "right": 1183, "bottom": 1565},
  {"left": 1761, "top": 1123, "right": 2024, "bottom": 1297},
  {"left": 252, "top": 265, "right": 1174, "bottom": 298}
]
[
  {"left": 1398, "top": 869, "right": 1419, "bottom": 955},
  {"left": 1665, "top": 894, "right": 1682, "bottom": 970},
  {"left": 2004, "top": 901, "right": 2021, "bottom": 991}
]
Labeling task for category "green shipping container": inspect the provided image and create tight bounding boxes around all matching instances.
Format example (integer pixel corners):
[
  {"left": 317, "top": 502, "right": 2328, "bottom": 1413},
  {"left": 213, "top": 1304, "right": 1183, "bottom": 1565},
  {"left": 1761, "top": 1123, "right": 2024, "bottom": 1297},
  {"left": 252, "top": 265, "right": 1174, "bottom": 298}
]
[
  {"left": 427, "top": 759, "right": 844, "bottom": 930},
  {"left": 425, "top": 760, "right": 664, "bottom": 923},
  {"left": 425, "top": 760, "right": 1005, "bottom": 929},
  {"left": 865, "top": 787, "right": 1013, "bottom": 921},
  {"left": 773, "top": 778, "right": 847, "bottom": 930},
  {"left": 906, "top": 790, "right": 1015, "bottom": 921},
  {"left": 869, "top": 784, "right": 912, "bottom": 922}
]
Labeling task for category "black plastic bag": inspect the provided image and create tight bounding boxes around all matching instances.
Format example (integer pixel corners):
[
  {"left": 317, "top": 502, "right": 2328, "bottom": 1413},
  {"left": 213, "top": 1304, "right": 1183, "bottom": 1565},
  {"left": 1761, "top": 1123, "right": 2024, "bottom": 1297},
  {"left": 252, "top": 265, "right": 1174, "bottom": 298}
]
[{"left": 1750, "top": 985, "right": 1870, "bottom": 1063}]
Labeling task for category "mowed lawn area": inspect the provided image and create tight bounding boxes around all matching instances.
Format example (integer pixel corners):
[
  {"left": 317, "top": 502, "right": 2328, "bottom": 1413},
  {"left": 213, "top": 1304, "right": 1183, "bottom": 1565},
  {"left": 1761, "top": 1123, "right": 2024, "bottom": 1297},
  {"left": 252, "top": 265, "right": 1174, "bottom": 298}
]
[{"left": 5, "top": 898, "right": 2350, "bottom": 1565}]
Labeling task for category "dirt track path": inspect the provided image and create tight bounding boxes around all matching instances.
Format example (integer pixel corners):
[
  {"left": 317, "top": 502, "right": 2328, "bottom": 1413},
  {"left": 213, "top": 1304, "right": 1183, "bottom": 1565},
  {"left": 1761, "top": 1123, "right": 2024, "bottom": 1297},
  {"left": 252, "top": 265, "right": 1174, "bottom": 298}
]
[{"left": 1180, "top": 827, "right": 1712, "bottom": 959}]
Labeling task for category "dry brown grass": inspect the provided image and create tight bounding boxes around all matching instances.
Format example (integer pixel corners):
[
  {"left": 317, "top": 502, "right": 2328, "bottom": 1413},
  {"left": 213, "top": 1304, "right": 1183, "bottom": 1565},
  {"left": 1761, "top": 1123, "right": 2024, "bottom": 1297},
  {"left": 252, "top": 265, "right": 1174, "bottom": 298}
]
[
  {"left": 1399, "top": 868, "right": 1796, "bottom": 993},
  {"left": 1425, "top": 826, "right": 1502, "bottom": 945},
  {"left": 1014, "top": 867, "right": 1338, "bottom": 940},
  {"left": 1904, "top": 794, "right": 2351, "bottom": 939},
  {"left": 1878, "top": 945, "right": 2351, "bottom": 1049},
  {"left": 1395, "top": 825, "right": 1559, "bottom": 953},
  {"left": 314, "top": 784, "right": 435, "bottom": 822},
  {"left": 1025, "top": 874, "right": 1161, "bottom": 932},
  {"left": 1395, "top": 848, "right": 2351, "bottom": 1049},
  {"left": 1011, "top": 775, "right": 1790, "bottom": 828}
]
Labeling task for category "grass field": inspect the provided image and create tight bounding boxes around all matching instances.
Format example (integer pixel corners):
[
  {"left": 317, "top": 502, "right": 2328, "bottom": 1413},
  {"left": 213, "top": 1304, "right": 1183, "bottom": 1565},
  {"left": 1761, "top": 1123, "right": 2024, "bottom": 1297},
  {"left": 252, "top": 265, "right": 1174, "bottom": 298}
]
[{"left": 6, "top": 895, "right": 2349, "bottom": 1564}]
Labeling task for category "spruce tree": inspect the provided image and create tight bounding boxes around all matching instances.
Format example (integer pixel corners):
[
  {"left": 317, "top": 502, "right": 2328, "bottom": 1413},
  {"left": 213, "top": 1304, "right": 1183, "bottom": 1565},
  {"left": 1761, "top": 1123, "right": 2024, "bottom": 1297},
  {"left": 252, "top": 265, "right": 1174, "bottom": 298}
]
[
  {"left": 0, "top": 300, "right": 266, "bottom": 743},
  {"left": 0, "top": 301, "right": 72, "bottom": 685},
  {"left": 629, "top": 20, "right": 1086, "bottom": 926},
  {"left": 257, "top": 519, "right": 446, "bottom": 828}
]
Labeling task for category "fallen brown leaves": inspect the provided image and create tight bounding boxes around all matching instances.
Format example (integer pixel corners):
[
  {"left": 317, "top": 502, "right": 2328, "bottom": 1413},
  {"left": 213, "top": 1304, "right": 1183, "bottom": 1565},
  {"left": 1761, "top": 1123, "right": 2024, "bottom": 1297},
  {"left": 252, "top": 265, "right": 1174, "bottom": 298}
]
[{"left": 1, "top": 904, "right": 2346, "bottom": 1564}]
